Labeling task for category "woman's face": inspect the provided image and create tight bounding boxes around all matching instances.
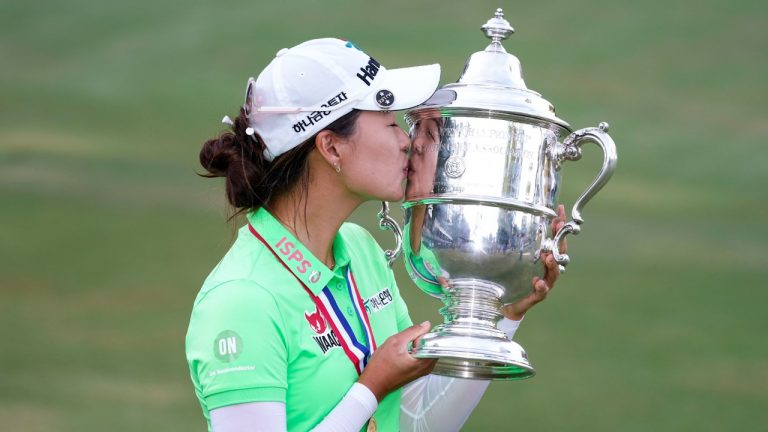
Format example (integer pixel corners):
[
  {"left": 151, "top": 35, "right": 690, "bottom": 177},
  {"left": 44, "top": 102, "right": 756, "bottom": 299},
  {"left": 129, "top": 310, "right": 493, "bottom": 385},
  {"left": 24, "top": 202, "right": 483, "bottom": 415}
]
[
  {"left": 338, "top": 111, "right": 411, "bottom": 202},
  {"left": 405, "top": 118, "right": 441, "bottom": 200}
]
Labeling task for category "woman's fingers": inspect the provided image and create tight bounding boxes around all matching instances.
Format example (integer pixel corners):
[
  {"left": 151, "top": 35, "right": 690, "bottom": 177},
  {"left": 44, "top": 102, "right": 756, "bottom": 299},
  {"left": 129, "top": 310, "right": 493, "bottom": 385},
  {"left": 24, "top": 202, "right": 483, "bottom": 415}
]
[
  {"left": 401, "top": 321, "right": 431, "bottom": 342},
  {"left": 551, "top": 204, "right": 565, "bottom": 231},
  {"left": 502, "top": 276, "right": 551, "bottom": 320},
  {"left": 543, "top": 252, "right": 560, "bottom": 287},
  {"left": 502, "top": 211, "right": 566, "bottom": 320},
  {"left": 526, "top": 277, "right": 551, "bottom": 305},
  {"left": 551, "top": 204, "right": 567, "bottom": 254},
  {"left": 359, "top": 322, "right": 436, "bottom": 400},
  {"left": 411, "top": 335, "right": 424, "bottom": 354},
  {"left": 407, "top": 322, "right": 431, "bottom": 354}
]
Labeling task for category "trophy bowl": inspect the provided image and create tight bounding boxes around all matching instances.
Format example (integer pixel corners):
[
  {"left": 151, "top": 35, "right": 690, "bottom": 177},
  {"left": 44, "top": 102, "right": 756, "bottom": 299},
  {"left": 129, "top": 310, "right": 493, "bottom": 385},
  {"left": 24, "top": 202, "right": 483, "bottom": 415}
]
[{"left": 379, "top": 8, "right": 617, "bottom": 380}]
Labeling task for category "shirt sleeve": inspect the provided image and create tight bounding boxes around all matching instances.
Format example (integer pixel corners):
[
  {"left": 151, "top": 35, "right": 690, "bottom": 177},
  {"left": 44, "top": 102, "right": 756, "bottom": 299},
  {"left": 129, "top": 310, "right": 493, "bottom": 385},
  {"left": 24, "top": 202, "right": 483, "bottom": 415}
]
[
  {"left": 186, "top": 279, "right": 288, "bottom": 411},
  {"left": 210, "top": 383, "right": 378, "bottom": 432},
  {"left": 497, "top": 317, "right": 522, "bottom": 340},
  {"left": 400, "top": 374, "right": 489, "bottom": 432}
]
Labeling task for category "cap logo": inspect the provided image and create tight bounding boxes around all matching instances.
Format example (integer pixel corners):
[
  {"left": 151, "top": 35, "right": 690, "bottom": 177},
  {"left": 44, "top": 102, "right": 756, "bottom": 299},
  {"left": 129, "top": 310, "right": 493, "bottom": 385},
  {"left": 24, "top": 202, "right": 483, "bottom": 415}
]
[
  {"left": 356, "top": 57, "right": 381, "bottom": 86},
  {"left": 375, "top": 89, "right": 395, "bottom": 108},
  {"left": 292, "top": 91, "right": 349, "bottom": 134}
]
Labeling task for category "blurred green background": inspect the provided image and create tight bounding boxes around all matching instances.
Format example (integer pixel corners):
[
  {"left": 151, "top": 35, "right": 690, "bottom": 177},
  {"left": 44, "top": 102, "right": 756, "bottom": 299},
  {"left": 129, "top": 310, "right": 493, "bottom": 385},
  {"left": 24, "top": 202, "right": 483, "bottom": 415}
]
[{"left": 2, "top": 0, "right": 766, "bottom": 430}]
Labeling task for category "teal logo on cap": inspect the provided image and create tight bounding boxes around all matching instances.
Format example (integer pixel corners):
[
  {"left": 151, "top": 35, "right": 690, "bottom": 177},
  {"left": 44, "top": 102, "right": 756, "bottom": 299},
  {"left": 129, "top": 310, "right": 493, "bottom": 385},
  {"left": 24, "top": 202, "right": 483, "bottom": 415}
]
[{"left": 214, "top": 330, "right": 243, "bottom": 362}]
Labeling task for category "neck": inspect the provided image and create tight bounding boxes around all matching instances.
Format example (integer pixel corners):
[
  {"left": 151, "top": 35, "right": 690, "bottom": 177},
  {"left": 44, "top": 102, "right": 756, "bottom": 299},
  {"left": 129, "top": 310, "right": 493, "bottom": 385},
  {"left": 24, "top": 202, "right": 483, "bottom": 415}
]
[{"left": 269, "top": 162, "right": 362, "bottom": 268}]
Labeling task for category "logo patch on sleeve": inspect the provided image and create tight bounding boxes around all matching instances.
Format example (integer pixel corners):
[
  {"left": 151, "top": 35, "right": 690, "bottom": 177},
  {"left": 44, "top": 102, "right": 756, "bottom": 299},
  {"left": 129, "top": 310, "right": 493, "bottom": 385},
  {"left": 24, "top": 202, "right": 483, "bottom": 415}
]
[{"left": 213, "top": 330, "right": 243, "bottom": 362}]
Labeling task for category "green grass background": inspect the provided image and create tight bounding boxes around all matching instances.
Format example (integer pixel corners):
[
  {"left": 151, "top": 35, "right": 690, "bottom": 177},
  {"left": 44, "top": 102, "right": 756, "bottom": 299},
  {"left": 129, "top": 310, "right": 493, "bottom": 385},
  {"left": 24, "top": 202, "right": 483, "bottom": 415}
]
[{"left": 1, "top": 0, "right": 766, "bottom": 430}]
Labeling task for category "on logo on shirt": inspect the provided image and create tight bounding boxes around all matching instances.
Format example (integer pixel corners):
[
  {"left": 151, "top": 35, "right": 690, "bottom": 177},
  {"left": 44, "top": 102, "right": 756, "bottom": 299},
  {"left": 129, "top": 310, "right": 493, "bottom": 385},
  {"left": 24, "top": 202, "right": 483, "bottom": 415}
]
[{"left": 213, "top": 330, "right": 243, "bottom": 362}]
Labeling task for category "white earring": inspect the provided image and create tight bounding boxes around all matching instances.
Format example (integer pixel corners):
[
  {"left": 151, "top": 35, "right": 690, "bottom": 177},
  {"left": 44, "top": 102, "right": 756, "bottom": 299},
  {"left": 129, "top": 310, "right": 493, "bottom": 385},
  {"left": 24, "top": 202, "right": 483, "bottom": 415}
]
[{"left": 334, "top": 163, "right": 341, "bottom": 174}]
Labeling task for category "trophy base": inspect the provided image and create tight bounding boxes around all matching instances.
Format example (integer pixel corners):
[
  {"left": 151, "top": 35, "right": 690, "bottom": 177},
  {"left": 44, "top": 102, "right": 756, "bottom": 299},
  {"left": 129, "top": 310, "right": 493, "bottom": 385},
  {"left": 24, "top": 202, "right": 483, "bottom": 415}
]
[
  {"left": 411, "top": 278, "right": 536, "bottom": 380},
  {"left": 413, "top": 329, "right": 535, "bottom": 380}
]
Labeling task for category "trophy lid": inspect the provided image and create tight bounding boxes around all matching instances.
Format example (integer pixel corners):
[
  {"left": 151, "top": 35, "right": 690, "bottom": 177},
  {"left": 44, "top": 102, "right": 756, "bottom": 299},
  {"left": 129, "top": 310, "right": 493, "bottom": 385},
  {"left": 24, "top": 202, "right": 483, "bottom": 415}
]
[{"left": 409, "top": 8, "right": 571, "bottom": 130}]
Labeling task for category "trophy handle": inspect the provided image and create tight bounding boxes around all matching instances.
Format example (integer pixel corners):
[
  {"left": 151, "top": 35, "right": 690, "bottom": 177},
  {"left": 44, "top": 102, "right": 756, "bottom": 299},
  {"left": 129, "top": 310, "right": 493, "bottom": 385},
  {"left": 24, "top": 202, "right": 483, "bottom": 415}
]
[
  {"left": 377, "top": 201, "right": 403, "bottom": 267},
  {"left": 545, "top": 122, "right": 617, "bottom": 269}
]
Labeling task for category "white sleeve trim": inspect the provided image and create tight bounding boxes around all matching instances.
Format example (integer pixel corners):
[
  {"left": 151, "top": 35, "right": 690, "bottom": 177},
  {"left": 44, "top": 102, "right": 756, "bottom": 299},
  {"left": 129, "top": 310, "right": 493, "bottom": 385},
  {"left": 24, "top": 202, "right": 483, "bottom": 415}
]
[
  {"left": 210, "top": 401, "right": 286, "bottom": 432},
  {"left": 497, "top": 316, "right": 523, "bottom": 339},
  {"left": 209, "top": 383, "right": 378, "bottom": 432},
  {"left": 311, "top": 383, "right": 378, "bottom": 432}
]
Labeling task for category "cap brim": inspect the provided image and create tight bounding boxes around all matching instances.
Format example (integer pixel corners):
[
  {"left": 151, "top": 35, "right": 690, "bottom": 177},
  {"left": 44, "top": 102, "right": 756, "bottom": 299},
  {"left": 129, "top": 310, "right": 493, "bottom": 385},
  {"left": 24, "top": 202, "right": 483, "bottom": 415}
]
[{"left": 354, "top": 63, "right": 441, "bottom": 111}]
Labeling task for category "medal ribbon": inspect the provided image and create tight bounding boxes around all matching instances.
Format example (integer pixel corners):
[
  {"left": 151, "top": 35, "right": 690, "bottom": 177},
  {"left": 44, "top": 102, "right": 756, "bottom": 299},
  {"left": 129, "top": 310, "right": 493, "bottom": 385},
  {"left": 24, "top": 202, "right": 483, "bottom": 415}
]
[{"left": 248, "top": 223, "right": 377, "bottom": 375}]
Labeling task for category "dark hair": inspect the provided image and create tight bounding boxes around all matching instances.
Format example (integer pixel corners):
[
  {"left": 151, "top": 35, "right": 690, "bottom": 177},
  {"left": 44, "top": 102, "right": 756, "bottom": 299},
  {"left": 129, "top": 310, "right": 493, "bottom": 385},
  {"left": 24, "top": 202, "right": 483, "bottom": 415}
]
[{"left": 199, "top": 108, "right": 362, "bottom": 216}]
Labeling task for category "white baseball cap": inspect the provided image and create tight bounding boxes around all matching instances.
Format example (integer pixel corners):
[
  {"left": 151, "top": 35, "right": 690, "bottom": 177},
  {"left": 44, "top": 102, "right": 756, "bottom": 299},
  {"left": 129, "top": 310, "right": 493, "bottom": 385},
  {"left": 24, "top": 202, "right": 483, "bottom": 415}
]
[{"left": 243, "top": 38, "right": 441, "bottom": 161}]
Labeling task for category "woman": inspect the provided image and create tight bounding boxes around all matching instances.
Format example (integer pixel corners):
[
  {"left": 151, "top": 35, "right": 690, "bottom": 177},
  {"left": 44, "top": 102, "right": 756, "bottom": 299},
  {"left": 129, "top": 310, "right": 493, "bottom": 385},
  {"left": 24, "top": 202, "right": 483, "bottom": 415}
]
[{"left": 185, "top": 38, "right": 565, "bottom": 432}]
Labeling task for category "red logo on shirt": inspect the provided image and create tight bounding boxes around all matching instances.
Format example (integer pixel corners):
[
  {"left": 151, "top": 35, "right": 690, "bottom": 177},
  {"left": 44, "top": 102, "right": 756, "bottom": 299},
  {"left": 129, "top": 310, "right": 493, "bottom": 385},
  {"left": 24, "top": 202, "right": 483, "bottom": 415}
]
[
  {"left": 305, "top": 308, "right": 342, "bottom": 354},
  {"left": 305, "top": 308, "right": 327, "bottom": 334}
]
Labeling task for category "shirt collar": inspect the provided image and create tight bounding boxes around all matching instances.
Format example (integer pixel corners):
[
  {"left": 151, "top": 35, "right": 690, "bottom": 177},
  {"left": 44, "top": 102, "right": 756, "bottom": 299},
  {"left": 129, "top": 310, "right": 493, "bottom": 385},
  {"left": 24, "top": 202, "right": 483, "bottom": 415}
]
[
  {"left": 247, "top": 208, "right": 348, "bottom": 295},
  {"left": 332, "top": 227, "right": 351, "bottom": 274}
]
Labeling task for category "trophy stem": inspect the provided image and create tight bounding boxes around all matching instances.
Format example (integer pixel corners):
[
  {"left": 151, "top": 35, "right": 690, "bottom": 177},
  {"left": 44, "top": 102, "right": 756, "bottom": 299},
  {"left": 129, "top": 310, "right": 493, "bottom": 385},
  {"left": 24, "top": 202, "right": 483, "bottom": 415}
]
[
  {"left": 441, "top": 279, "right": 505, "bottom": 325},
  {"left": 413, "top": 278, "right": 536, "bottom": 380}
]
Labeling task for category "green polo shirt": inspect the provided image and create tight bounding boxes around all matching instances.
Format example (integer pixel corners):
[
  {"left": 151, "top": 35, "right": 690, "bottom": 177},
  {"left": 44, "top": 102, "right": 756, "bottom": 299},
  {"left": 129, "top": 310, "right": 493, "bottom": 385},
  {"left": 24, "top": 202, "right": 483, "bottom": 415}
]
[{"left": 186, "top": 208, "right": 413, "bottom": 431}]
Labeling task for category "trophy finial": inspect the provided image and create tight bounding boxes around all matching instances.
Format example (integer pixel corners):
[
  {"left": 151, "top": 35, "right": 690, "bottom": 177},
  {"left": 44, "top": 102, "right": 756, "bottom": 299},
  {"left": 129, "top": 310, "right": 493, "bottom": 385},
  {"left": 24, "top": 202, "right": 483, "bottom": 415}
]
[{"left": 481, "top": 7, "right": 515, "bottom": 44}]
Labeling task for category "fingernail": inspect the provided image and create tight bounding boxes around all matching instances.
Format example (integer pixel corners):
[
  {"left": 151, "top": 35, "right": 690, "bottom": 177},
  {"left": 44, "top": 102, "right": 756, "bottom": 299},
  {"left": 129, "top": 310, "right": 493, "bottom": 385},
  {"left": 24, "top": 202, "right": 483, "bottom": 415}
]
[{"left": 420, "top": 321, "right": 430, "bottom": 327}]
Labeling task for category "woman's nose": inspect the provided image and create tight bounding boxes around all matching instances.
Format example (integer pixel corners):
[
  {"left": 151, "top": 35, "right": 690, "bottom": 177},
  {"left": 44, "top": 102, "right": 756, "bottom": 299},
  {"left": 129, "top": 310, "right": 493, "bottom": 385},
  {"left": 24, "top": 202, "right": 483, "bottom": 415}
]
[
  {"left": 410, "top": 138, "right": 424, "bottom": 155},
  {"left": 399, "top": 128, "right": 411, "bottom": 152}
]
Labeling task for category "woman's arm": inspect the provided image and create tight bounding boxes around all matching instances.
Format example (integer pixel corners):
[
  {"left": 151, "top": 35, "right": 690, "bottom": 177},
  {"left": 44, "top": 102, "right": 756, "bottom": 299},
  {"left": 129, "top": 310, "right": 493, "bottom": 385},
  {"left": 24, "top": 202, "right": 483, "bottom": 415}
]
[
  {"left": 399, "top": 318, "right": 521, "bottom": 432},
  {"left": 210, "top": 322, "right": 435, "bottom": 431},
  {"left": 210, "top": 383, "right": 377, "bottom": 432},
  {"left": 211, "top": 402, "right": 286, "bottom": 432},
  {"left": 396, "top": 206, "right": 567, "bottom": 432}
]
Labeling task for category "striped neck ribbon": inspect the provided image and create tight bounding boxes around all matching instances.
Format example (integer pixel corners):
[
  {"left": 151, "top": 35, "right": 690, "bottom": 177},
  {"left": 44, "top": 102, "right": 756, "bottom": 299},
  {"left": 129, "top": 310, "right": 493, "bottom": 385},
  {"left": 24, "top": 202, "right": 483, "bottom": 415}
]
[{"left": 249, "top": 223, "right": 377, "bottom": 375}]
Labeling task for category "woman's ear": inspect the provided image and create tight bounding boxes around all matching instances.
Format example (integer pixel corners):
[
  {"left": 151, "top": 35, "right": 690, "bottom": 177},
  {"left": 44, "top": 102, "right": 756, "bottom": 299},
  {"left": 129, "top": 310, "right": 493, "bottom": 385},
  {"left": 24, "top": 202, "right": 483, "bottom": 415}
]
[{"left": 314, "top": 130, "right": 342, "bottom": 168}]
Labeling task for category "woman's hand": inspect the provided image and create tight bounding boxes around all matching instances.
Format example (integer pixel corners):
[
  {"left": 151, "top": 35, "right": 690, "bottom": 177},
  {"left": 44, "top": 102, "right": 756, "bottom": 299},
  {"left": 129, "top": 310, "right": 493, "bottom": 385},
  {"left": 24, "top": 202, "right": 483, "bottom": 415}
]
[
  {"left": 357, "top": 321, "right": 437, "bottom": 401},
  {"left": 502, "top": 204, "right": 568, "bottom": 321}
]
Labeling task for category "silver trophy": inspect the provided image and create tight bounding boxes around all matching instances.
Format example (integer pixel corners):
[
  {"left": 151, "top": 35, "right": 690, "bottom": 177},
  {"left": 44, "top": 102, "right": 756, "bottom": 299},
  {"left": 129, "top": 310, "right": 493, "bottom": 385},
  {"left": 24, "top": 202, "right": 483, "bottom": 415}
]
[{"left": 378, "top": 8, "right": 618, "bottom": 380}]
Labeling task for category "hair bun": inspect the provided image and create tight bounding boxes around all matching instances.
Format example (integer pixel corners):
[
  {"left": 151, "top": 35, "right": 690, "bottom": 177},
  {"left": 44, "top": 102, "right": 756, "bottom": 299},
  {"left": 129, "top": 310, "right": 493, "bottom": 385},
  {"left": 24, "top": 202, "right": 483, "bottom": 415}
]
[
  {"left": 199, "top": 107, "right": 357, "bottom": 212},
  {"left": 199, "top": 109, "right": 272, "bottom": 210},
  {"left": 200, "top": 133, "right": 241, "bottom": 178}
]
